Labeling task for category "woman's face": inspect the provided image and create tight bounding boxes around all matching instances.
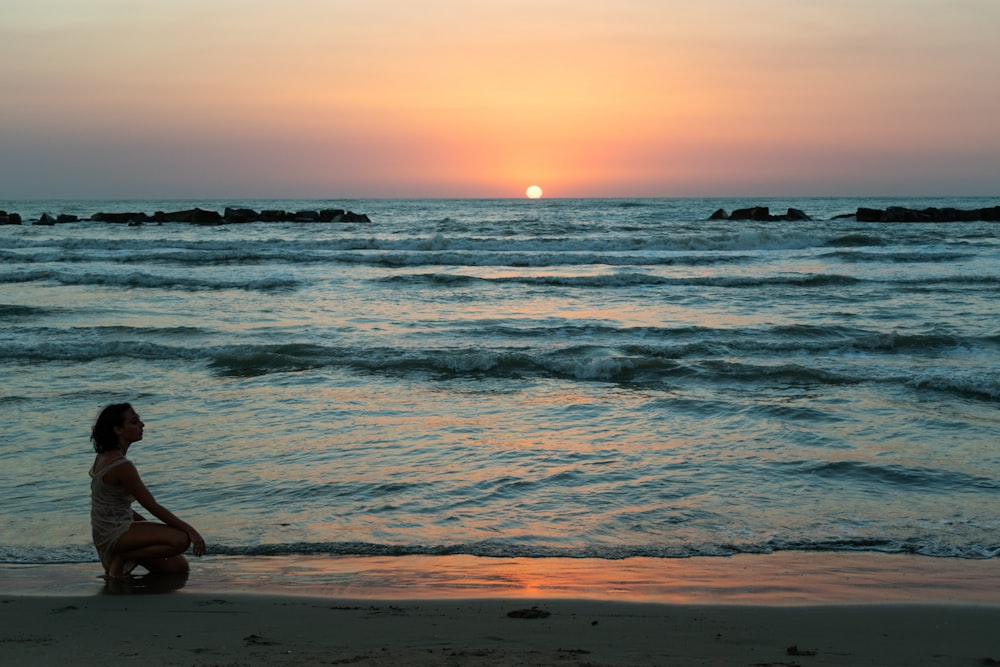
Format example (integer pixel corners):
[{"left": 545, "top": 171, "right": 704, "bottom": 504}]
[{"left": 115, "top": 408, "right": 144, "bottom": 445}]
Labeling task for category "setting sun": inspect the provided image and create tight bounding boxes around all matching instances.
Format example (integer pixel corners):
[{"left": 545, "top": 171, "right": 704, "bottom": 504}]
[
  {"left": 1, "top": 1, "right": 997, "bottom": 198},
  {"left": 526, "top": 185, "right": 543, "bottom": 199}
]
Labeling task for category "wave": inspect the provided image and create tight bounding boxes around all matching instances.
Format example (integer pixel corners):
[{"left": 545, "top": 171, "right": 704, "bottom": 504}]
[
  {"left": 4, "top": 536, "right": 997, "bottom": 565},
  {"left": 684, "top": 361, "right": 999, "bottom": 401},
  {"left": 0, "top": 246, "right": 760, "bottom": 269},
  {"left": 824, "top": 233, "right": 887, "bottom": 247},
  {"left": 6, "top": 325, "right": 995, "bottom": 360},
  {"left": 0, "top": 269, "right": 301, "bottom": 291},
  {"left": 5, "top": 229, "right": 994, "bottom": 276},
  {"left": 333, "top": 251, "right": 756, "bottom": 268},
  {"left": 380, "top": 272, "right": 998, "bottom": 290},
  {"left": 0, "top": 228, "right": 905, "bottom": 266},
  {"left": 3, "top": 265, "right": 994, "bottom": 293},
  {"left": 380, "top": 272, "right": 866, "bottom": 288},
  {"left": 0, "top": 230, "right": 833, "bottom": 254},
  {"left": 4, "top": 334, "right": 996, "bottom": 400},
  {"left": 0, "top": 304, "right": 55, "bottom": 317},
  {"left": 907, "top": 372, "right": 1000, "bottom": 401},
  {"left": 203, "top": 537, "right": 1000, "bottom": 560},
  {"left": 781, "top": 460, "right": 1000, "bottom": 492},
  {"left": 821, "top": 250, "right": 975, "bottom": 263},
  {"left": 900, "top": 275, "right": 1000, "bottom": 288}
]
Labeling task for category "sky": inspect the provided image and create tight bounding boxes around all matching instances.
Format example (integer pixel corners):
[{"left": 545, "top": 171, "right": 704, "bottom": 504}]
[{"left": 2, "top": 0, "right": 999, "bottom": 199}]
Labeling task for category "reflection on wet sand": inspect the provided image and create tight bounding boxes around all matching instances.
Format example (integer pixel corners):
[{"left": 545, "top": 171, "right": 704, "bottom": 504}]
[{"left": 101, "top": 571, "right": 190, "bottom": 595}]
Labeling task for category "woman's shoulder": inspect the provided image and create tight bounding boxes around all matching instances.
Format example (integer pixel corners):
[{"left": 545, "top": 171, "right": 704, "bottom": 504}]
[{"left": 93, "top": 453, "right": 134, "bottom": 480}]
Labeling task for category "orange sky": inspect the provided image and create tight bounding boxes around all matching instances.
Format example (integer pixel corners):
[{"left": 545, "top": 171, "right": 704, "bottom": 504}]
[{"left": 2, "top": 0, "right": 999, "bottom": 198}]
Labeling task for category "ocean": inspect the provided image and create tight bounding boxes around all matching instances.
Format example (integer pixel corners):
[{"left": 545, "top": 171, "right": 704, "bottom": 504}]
[{"left": 1, "top": 197, "right": 997, "bottom": 567}]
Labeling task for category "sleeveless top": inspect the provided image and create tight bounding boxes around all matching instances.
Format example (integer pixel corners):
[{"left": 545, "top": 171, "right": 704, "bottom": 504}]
[{"left": 90, "top": 457, "right": 135, "bottom": 570}]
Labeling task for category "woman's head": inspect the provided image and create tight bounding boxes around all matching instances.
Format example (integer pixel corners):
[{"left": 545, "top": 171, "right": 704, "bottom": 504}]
[{"left": 91, "top": 403, "right": 140, "bottom": 453}]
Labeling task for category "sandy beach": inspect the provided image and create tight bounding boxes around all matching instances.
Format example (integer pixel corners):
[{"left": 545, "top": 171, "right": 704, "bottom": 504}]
[{"left": 3, "top": 553, "right": 998, "bottom": 666}]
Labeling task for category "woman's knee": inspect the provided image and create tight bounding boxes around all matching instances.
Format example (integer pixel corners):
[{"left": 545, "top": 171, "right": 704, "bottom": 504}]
[
  {"left": 166, "top": 528, "right": 191, "bottom": 553},
  {"left": 142, "top": 554, "right": 190, "bottom": 574}
]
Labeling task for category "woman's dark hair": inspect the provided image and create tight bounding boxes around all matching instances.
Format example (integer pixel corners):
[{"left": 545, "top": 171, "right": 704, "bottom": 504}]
[{"left": 91, "top": 403, "right": 133, "bottom": 453}]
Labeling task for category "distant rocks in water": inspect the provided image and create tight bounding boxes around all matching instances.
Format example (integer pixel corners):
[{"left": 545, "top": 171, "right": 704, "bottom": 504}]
[
  {"left": 848, "top": 205, "right": 1000, "bottom": 223},
  {"left": 0, "top": 211, "right": 24, "bottom": 225},
  {"left": 2, "top": 206, "right": 372, "bottom": 226},
  {"left": 709, "top": 205, "right": 1000, "bottom": 223},
  {"left": 32, "top": 212, "right": 80, "bottom": 225},
  {"left": 709, "top": 206, "right": 811, "bottom": 221}
]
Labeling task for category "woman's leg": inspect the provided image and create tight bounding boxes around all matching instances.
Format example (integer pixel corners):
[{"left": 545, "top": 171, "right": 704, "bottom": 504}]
[
  {"left": 108, "top": 521, "right": 191, "bottom": 578},
  {"left": 138, "top": 552, "right": 190, "bottom": 575}
]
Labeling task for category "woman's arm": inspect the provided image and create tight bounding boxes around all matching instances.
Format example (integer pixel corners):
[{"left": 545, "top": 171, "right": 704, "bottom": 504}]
[{"left": 110, "top": 461, "right": 206, "bottom": 556}]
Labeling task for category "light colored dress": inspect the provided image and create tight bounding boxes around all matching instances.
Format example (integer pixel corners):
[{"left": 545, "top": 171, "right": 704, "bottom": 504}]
[{"left": 90, "top": 457, "right": 135, "bottom": 572}]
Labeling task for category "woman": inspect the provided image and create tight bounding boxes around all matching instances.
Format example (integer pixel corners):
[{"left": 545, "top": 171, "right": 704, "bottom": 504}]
[{"left": 90, "top": 403, "right": 205, "bottom": 578}]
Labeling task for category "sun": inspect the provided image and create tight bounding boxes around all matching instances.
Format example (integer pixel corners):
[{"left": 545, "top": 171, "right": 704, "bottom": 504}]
[{"left": 525, "top": 185, "right": 543, "bottom": 199}]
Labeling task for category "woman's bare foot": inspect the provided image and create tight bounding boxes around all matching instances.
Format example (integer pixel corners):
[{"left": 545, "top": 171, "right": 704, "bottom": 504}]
[{"left": 106, "top": 555, "right": 127, "bottom": 579}]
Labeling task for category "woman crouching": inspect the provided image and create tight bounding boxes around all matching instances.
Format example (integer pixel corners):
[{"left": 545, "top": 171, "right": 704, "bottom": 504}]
[{"left": 90, "top": 403, "right": 205, "bottom": 578}]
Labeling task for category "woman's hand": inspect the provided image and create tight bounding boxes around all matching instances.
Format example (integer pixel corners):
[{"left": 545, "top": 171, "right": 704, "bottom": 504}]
[{"left": 188, "top": 530, "right": 206, "bottom": 557}]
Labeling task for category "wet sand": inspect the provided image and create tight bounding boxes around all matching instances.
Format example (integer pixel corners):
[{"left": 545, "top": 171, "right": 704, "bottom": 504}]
[{"left": 2, "top": 553, "right": 998, "bottom": 665}]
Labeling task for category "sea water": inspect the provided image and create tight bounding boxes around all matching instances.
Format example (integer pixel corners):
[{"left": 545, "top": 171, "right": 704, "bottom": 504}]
[{"left": 0, "top": 197, "right": 997, "bottom": 565}]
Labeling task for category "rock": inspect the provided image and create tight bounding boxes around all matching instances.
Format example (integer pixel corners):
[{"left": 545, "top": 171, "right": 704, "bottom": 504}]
[
  {"left": 709, "top": 203, "right": 999, "bottom": 223},
  {"left": 981, "top": 206, "right": 1000, "bottom": 221},
  {"left": 730, "top": 206, "right": 770, "bottom": 221},
  {"left": 850, "top": 206, "right": 1000, "bottom": 223},
  {"left": 91, "top": 211, "right": 150, "bottom": 224},
  {"left": 155, "top": 209, "right": 197, "bottom": 223},
  {"left": 148, "top": 208, "right": 221, "bottom": 224},
  {"left": 260, "top": 209, "right": 288, "bottom": 222},
  {"left": 190, "top": 208, "right": 223, "bottom": 225},
  {"left": 1, "top": 205, "right": 371, "bottom": 227},
  {"left": 726, "top": 206, "right": 810, "bottom": 222},
  {"left": 293, "top": 209, "right": 320, "bottom": 222},
  {"left": 856, "top": 207, "right": 883, "bottom": 222},
  {"left": 223, "top": 207, "right": 259, "bottom": 223},
  {"left": 882, "top": 206, "right": 912, "bottom": 223}
]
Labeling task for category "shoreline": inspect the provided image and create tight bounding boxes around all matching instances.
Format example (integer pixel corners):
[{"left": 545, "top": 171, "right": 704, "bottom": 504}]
[
  {"left": 3, "top": 554, "right": 998, "bottom": 665},
  {"left": 3, "top": 552, "right": 1000, "bottom": 604}
]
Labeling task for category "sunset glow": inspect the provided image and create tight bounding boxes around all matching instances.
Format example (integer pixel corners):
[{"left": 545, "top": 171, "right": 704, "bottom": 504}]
[
  {"left": 2, "top": 0, "right": 998, "bottom": 198},
  {"left": 526, "top": 185, "right": 543, "bottom": 199}
]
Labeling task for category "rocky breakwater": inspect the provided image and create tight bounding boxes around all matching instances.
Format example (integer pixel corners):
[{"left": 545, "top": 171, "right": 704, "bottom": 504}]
[
  {"left": 709, "top": 206, "right": 811, "bottom": 221},
  {"left": 1, "top": 206, "right": 371, "bottom": 226},
  {"left": 709, "top": 204, "right": 1000, "bottom": 222},
  {"left": 848, "top": 205, "right": 1000, "bottom": 222}
]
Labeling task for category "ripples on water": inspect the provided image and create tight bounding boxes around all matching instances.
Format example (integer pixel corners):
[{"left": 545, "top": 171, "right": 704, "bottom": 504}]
[{"left": 0, "top": 197, "right": 997, "bottom": 564}]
